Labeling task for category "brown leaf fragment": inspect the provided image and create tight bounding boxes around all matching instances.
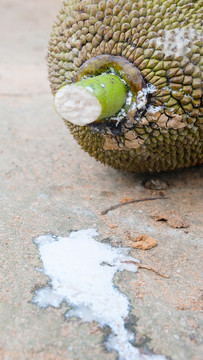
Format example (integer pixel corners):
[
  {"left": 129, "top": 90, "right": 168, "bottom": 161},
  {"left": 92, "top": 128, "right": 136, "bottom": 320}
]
[
  {"left": 130, "top": 234, "right": 157, "bottom": 250},
  {"left": 151, "top": 210, "right": 189, "bottom": 228},
  {"left": 143, "top": 179, "right": 168, "bottom": 190},
  {"left": 120, "top": 198, "right": 134, "bottom": 203}
]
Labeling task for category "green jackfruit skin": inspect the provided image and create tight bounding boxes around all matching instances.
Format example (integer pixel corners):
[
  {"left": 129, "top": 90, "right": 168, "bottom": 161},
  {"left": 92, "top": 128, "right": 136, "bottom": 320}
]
[{"left": 48, "top": 0, "right": 203, "bottom": 173}]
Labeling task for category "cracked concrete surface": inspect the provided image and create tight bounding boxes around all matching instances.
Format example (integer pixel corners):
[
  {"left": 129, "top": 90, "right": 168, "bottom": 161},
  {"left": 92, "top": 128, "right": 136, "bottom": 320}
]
[{"left": 0, "top": 1, "right": 203, "bottom": 359}]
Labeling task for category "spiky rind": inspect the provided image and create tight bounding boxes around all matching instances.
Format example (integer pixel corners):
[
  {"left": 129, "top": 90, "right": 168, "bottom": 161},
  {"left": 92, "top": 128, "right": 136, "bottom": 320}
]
[
  {"left": 66, "top": 121, "right": 202, "bottom": 173},
  {"left": 48, "top": 0, "right": 203, "bottom": 173}
]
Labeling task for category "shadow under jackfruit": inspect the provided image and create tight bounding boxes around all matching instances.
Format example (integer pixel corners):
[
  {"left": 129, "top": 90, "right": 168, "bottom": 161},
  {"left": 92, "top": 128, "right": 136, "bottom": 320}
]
[{"left": 48, "top": 0, "right": 203, "bottom": 173}]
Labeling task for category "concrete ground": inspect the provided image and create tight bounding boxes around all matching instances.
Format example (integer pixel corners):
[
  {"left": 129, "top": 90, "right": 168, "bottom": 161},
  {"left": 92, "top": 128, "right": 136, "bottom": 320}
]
[{"left": 0, "top": 0, "right": 202, "bottom": 359}]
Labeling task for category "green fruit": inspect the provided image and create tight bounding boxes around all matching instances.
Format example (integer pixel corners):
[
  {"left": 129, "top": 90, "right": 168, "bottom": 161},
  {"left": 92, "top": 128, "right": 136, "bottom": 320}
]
[{"left": 48, "top": 0, "right": 203, "bottom": 173}]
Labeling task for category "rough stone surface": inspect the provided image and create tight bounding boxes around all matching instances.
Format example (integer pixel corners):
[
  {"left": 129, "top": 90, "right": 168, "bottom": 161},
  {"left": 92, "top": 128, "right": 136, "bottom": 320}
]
[{"left": 0, "top": 1, "right": 202, "bottom": 360}]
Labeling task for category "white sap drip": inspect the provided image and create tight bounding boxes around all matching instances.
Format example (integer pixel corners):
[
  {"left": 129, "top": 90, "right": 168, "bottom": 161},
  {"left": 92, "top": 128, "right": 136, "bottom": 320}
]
[{"left": 33, "top": 229, "right": 166, "bottom": 360}]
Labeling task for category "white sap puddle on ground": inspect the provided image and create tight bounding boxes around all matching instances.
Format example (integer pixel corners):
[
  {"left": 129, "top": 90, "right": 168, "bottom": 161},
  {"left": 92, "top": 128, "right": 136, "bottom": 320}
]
[{"left": 33, "top": 228, "right": 166, "bottom": 360}]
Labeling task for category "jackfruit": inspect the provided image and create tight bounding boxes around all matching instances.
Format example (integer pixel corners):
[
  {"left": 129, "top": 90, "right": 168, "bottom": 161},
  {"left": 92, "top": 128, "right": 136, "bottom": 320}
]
[{"left": 48, "top": 0, "right": 203, "bottom": 173}]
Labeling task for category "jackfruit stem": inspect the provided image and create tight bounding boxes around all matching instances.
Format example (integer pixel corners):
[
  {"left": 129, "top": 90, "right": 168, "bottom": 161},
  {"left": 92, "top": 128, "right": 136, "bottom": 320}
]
[{"left": 54, "top": 74, "right": 127, "bottom": 126}]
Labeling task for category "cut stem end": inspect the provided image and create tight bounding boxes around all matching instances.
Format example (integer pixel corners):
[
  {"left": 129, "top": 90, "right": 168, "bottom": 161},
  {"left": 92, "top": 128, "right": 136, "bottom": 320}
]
[{"left": 54, "top": 74, "right": 127, "bottom": 126}]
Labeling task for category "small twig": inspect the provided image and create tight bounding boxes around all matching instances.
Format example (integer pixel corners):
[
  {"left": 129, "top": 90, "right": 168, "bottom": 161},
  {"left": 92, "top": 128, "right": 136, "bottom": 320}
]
[
  {"left": 101, "top": 197, "right": 168, "bottom": 215},
  {"left": 121, "top": 260, "right": 170, "bottom": 279}
]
